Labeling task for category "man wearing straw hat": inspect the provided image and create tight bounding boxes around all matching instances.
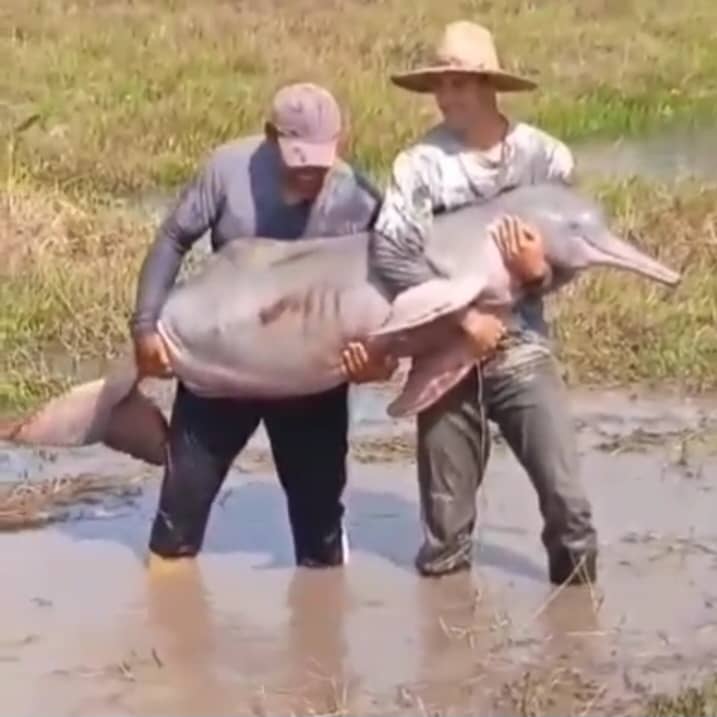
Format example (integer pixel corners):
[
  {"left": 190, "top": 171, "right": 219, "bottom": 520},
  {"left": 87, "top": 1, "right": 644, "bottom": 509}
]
[{"left": 362, "top": 20, "right": 598, "bottom": 585}]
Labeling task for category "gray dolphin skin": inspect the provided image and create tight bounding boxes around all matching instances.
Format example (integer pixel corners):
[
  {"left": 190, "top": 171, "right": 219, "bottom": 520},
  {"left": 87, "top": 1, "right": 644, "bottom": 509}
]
[{"left": 0, "top": 183, "right": 681, "bottom": 466}]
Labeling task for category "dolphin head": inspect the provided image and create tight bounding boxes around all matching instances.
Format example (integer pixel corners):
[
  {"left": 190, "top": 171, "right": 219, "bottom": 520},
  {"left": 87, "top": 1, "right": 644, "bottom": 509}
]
[{"left": 514, "top": 184, "right": 681, "bottom": 287}]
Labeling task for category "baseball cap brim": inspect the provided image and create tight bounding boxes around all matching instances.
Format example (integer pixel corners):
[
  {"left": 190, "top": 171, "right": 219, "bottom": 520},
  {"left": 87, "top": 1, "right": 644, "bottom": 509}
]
[{"left": 277, "top": 136, "right": 337, "bottom": 168}]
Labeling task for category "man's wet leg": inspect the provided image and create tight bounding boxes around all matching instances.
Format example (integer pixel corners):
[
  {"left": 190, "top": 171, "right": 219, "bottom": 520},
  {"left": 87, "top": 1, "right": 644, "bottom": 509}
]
[
  {"left": 265, "top": 384, "right": 350, "bottom": 567},
  {"left": 486, "top": 352, "right": 598, "bottom": 585},
  {"left": 148, "top": 383, "right": 260, "bottom": 559},
  {"left": 415, "top": 369, "right": 490, "bottom": 577}
]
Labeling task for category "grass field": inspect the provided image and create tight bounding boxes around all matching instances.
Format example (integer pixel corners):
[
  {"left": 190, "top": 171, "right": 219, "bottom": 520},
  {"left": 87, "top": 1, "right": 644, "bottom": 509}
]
[
  {"left": 3, "top": 0, "right": 717, "bottom": 193},
  {"left": 1, "top": 0, "right": 717, "bottom": 411}
]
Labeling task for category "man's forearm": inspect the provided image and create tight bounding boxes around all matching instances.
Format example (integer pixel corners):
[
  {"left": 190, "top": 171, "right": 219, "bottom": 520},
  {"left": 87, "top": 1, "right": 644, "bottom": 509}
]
[{"left": 129, "top": 230, "right": 187, "bottom": 338}]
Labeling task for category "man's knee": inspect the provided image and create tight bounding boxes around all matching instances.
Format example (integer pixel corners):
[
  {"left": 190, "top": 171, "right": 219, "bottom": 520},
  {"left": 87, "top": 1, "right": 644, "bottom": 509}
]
[{"left": 416, "top": 372, "right": 488, "bottom": 481}]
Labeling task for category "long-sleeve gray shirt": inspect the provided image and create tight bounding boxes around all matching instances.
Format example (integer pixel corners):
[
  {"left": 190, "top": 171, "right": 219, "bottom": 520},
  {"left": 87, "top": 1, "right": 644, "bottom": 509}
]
[
  {"left": 130, "top": 135, "right": 381, "bottom": 338},
  {"left": 369, "top": 120, "right": 576, "bottom": 336}
]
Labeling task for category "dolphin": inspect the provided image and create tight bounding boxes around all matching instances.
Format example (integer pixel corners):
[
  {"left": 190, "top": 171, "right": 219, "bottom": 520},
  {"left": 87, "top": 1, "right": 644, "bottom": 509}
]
[{"left": 0, "top": 182, "right": 680, "bottom": 466}]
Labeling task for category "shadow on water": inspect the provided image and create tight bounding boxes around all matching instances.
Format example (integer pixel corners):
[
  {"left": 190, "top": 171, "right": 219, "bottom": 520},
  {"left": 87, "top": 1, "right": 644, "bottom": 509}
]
[{"left": 58, "top": 475, "right": 548, "bottom": 583}]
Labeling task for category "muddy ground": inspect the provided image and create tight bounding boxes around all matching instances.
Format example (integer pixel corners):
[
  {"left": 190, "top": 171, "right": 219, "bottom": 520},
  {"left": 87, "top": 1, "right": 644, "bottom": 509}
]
[{"left": 1, "top": 382, "right": 716, "bottom": 716}]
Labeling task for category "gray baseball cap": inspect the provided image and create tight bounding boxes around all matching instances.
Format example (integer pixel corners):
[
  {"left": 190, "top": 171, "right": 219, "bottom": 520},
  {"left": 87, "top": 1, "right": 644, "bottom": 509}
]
[{"left": 269, "top": 82, "right": 342, "bottom": 168}]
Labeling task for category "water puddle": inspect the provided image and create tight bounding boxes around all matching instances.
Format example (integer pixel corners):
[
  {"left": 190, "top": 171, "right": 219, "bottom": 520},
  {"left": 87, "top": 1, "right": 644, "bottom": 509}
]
[
  {"left": 574, "top": 125, "right": 717, "bottom": 183},
  {"left": 1, "top": 386, "right": 716, "bottom": 715},
  {"left": 120, "top": 125, "right": 717, "bottom": 231}
]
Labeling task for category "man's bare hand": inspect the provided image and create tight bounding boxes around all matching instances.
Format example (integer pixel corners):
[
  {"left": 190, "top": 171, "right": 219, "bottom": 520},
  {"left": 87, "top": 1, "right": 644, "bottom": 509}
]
[
  {"left": 340, "top": 341, "right": 398, "bottom": 384},
  {"left": 458, "top": 307, "right": 507, "bottom": 359},
  {"left": 491, "top": 214, "right": 549, "bottom": 284},
  {"left": 134, "top": 332, "right": 173, "bottom": 378}
]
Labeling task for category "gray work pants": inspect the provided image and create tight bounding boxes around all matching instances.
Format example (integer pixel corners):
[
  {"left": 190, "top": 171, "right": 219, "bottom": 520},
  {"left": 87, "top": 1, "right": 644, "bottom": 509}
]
[{"left": 415, "top": 338, "right": 598, "bottom": 584}]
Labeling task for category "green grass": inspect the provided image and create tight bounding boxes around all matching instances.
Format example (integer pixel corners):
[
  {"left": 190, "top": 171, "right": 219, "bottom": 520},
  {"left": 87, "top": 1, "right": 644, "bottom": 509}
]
[
  {"left": 0, "top": 183, "right": 151, "bottom": 410},
  {"left": 2, "top": 0, "right": 717, "bottom": 194},
  {"left": 552, "top": 177, "right": 717, "bottom": 390}
]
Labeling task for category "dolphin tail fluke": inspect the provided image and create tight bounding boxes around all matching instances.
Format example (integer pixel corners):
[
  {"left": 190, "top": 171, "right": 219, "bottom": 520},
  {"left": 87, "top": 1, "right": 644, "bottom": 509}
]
[
  {"left": 387, "top": 338, "right": 475, "bottom": 417},
  {"left": 103, "top": 385, "right": 168, "bottom": 466},
  {"left": 0, "top": 355, "right": 168, "bottom": 466}
]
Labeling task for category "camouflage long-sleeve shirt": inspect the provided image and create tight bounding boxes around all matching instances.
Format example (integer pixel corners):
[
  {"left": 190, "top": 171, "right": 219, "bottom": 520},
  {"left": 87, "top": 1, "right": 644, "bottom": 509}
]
[{"left": 369, "top": 120, "right": 575, "bottom": 347}]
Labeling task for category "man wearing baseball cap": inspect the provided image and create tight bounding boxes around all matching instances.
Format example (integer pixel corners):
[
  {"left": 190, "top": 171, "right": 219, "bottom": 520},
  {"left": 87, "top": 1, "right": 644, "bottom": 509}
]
[{"left": 130, "top": 82, "right": 397, "bottom": 570}]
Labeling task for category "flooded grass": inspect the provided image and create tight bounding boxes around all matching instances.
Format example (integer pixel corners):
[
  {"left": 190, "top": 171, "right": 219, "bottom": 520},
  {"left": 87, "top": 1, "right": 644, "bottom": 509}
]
[
  {"left": 0, "top": 474, "right": 144, "bottom": 531},
  {"left": 646, "top": 675, "right": 717, "bottom": 717},
  {"left": 496, "top": 670, "right": 717, "bottom": 716},
  {"left": 2, "top": 0, "right": 717, "bottom": 194}
]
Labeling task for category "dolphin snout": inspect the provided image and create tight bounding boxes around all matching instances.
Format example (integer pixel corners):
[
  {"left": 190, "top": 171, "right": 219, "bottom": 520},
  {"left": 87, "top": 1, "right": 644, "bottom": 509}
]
[{"left": 585, "top": 232, "right": 681, "bottom": 287}]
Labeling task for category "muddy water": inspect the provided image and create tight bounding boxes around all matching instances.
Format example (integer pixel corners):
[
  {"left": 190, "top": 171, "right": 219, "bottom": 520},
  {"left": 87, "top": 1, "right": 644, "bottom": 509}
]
[
  {"left": 1, "top": 386, "right": 716, "bottom": 716},
  {"left": 2, "top": 123, "right": 716, "bottom": 715}
]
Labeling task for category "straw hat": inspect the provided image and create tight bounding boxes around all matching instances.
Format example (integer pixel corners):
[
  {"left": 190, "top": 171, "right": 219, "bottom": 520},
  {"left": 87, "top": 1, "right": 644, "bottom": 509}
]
[{"left": 391, "top": 21, "right": 537, "bottom": 93}]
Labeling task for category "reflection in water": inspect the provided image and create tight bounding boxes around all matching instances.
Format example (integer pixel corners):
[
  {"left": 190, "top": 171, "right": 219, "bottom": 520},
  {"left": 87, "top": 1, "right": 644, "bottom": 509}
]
[
  {"left": 143, "top": 558, "right": 355, "bottom": 715},
  {"left": 529, "top": 585, "right": 610, "bottom": 713},
  {"left": 537, "top": 584, "right": 605, "bottom": 658},
  {"left": 144, "top": 558, "right": 233, "bottom": 715},
  {"left": 281, "top": 568, "right": 353, "bottom": 714},
  {"left": 412, "top": 571, "right": 490, "bottom": 712},
  {"left": 409, "top": 573, "right": 612, "bottom": 714}
]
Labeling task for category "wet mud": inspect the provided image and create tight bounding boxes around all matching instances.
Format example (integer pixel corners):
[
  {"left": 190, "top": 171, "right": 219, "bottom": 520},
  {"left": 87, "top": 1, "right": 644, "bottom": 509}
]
[{"left": 1, "top": 384, "right": 716, "bottom": 715}]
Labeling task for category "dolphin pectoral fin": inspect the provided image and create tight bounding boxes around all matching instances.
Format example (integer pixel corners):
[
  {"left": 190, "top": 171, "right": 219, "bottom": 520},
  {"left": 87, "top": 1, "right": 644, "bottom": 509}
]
[
  {"left": 368, "top": 276, "right": 484, "bottom": 339},
  {"left": 103, "top": 387, "right": 168, "bottom": 466},
  {"left": 387, "top": 339, "right": 475, "bottom": 418}
]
